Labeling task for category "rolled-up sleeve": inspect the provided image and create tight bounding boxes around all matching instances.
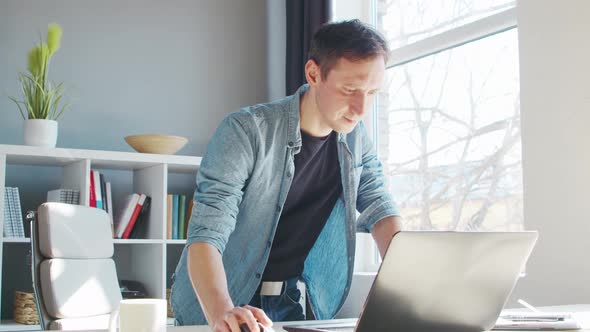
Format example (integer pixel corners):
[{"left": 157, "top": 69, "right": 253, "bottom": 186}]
[
  {"left": 186, "top": 113, "right": 255, "bottom": 254},
  {"left": 355, "top": 123, "right": 400, "bottom": 233}
]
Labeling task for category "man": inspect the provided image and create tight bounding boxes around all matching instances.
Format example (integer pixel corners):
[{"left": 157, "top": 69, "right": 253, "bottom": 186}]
[{"left": 171, "top": 19, "right": 402, "bottom": 332}]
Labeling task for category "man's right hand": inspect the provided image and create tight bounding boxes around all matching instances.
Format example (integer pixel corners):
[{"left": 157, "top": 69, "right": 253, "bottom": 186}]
[
  {"left": 187, "top": 243, "right": 273, "bottom": 331},
  {"left": 211, "top": 305, "right": 273, "bottom": 332}
]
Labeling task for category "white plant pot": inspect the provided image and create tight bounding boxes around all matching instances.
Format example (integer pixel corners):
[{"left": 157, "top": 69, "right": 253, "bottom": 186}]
[{"left": 23, "top": 119, "right": 58, "bottom": 147}]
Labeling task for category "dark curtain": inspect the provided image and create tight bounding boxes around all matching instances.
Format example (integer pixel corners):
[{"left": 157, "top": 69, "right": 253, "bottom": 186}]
[{"left": 285, "top": 0, "right": 332, "bottom": 96}]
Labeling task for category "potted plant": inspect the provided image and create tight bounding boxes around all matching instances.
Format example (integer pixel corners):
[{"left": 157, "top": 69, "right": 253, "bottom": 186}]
[{"left": 9, "top": 23, "right": 68, "bottom": 148}]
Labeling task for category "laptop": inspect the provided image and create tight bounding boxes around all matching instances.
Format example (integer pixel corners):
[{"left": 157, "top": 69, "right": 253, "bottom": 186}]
[{"left": 284, "top": 231, "right": 538, "bottom": 332}]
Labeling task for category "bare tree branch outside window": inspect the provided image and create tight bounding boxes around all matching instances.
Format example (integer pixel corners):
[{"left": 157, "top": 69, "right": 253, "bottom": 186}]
[{"left": 377, "top": 1, "right": 523, "bottom": 232}]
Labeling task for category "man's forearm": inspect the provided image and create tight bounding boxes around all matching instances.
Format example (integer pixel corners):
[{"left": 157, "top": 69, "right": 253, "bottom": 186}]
[
  {"left": 187, "top": 242, "right": 234, "bottom": 325},
  {"left": 371, "top": 215, "right": 402, "bottom": 258}
]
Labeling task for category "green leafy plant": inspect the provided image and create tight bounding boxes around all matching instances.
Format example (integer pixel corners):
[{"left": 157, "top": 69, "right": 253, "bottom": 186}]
[{"left": 9, "top": 23, "right": 69, "bottom": 120}]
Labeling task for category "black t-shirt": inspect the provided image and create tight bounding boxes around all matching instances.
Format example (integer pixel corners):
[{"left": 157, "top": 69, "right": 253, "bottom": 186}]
[{"left": 262, "top": 130, "right": 342, "bottom": 281}]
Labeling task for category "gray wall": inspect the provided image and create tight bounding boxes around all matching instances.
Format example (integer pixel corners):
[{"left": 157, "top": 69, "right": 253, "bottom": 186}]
[
  {"left": 266, "top": 0, "right": 286, "bottom": 100},
  {"left": 510, "top": 0, "right": 590, "bottom": 306},
  {"left": 0, "top": 0, "right": 269, "bottom": 155}
]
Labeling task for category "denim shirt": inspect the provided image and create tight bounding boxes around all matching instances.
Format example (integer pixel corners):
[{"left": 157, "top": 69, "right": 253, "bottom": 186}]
[{"left": 170, "top": 85, "right": 399, "bottom": 325}]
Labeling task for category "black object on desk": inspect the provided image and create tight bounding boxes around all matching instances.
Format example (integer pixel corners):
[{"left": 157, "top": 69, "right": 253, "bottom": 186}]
[
  {"left": 119, "top": 279, "right": 147, "bottom": 299},
  {"left": 240, "top": 322, "right": 269, "bottom": 332}
]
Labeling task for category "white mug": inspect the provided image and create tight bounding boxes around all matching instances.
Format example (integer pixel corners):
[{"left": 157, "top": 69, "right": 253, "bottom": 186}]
[{"left": 110, "top": 298, "right": 167, "bottom": 332}]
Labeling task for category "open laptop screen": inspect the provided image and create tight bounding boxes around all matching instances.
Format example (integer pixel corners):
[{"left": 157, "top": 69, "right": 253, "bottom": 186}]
[{"left": 285, "top": 231, "right": 538, "bottom": 332}]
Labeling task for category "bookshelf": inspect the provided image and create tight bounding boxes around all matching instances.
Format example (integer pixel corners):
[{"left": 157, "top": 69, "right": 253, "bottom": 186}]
[{"left": 0, "top": 144, "right": 201, "bottom": 331}]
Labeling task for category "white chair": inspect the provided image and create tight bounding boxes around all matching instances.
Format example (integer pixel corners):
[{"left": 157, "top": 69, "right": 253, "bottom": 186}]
[{"left": 31, "top": 202, "right": 122, "bottom": 330}]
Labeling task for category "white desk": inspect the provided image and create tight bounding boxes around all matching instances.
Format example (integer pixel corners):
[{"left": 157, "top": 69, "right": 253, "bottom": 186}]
[
  {"left": 16, "top": 305, "right": 590, "bottom": 332},
  {"left": 166, "top": 317, "right": 590, "bottom": 332},
  {"left": 14, "top": 318, "right": 590, "bottom": 332}
]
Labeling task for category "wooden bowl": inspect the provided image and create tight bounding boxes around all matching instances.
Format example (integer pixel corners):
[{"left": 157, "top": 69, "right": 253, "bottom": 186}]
[{"left": 124, "top": 134, "right": 188, "bottom": 154}]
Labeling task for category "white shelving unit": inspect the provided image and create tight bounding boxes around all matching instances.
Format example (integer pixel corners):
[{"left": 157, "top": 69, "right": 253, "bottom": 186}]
[{"left": 0, "top": 144, "right": 200, "bottom": 331}]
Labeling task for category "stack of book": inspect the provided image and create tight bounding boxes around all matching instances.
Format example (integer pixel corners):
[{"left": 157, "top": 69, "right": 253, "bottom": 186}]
[
  {"left": 3, "top": 187, "right": 25, "bottom": 238},
  {"left": 114, "top": 193, "right": 151, "bottom": 239},
  {"left": 47, "top": 189, "right": 80, "bottom": 205},
  {"left": 167, "top": 194, "right": 192, "bottom": 240},
  {"left": 89, "top": 169, "right": 114, "bottom": 229}
]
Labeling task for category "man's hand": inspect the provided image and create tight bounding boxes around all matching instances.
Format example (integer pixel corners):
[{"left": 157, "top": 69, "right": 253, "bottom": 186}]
[
  {"left": 211, "top": 305, "right": 272, "bottom": 332},
  {"left": 187, "top": 243, "right": 273, "bottom": 331}
]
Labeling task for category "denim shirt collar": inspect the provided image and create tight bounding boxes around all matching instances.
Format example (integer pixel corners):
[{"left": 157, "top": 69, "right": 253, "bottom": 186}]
[
  {"left": 288, "top": 84, "right": 348, "bottom": 150},
  {"left": 287, "top": 85, "right": 305, "bottom": 151}
]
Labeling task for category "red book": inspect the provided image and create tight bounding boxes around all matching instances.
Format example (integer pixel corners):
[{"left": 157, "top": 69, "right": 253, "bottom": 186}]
[
  {"left": 89, "top": 170, "right": 96, "bottom": 207},
  {"left": 122, "top": 194, "right": 146, "bottom": 239}
]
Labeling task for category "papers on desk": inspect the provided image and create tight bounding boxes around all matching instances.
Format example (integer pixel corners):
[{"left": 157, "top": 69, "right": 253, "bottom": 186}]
[{"left": 493, "top": 312, "right": 582, "bottom": 330}]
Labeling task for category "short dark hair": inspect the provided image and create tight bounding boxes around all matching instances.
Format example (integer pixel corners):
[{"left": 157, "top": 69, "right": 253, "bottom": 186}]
[{"left": 308, "top": 19, "right": 389, "bottom": 80}]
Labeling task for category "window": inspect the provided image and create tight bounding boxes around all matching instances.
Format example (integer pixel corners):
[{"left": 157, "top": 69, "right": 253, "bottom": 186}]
[
  {"left": 379, "top": 0, "right": 515, "bottom": 49},
  {"left": 375, "top": 1, "right": 523, "bottom": 232}
]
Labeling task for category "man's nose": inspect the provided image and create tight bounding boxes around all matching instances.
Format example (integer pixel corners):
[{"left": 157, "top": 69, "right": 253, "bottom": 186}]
[{"left": 349, "top": 93, "right": 367, "bottom": 116}]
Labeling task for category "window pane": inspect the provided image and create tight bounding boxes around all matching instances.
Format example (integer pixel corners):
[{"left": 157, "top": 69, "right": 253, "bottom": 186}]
[
  {"left": 377, "top": 0, "right": 515, "bottom": 49},
  {"left": 378, "top": 29, "right": 522, "bottom": 231}
]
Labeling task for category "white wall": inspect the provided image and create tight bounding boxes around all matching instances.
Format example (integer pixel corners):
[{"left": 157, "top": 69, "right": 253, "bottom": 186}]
[{"left": 510, "top": 0, "right": 590, "bottom": 306}]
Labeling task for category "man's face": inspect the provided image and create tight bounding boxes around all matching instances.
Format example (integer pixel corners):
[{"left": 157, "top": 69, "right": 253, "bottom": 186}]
[{"left": 313, "top": 55, "right": 386, "bottom": 134}]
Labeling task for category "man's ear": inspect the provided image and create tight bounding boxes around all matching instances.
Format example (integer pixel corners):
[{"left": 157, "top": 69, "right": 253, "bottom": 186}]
[{"left": 304, "top": 59, "right": 321, "bottom": 86}]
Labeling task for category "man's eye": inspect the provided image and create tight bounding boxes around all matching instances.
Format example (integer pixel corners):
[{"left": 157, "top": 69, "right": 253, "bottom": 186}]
[
  {"left": 343, "top": 88, "right": 355, "bottom": 94},
  {"left": 368, "top": 90, "right": 379, "bottom": 96}
]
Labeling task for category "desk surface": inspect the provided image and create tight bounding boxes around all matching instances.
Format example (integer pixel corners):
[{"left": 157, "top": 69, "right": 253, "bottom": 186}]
[
  {"left": 18, "top": 318, "right": 590, "bottom": 332},
  {"left": 17, "top": 305, "right": 590, "bottom": 332},
  {"left": 172, "top": 319, "right": 589, "bottom": 332}
]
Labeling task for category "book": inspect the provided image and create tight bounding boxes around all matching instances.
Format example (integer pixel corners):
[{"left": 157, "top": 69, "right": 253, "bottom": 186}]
[
  {"left": 12, "top": 188, "right": 20, "bottom": 236},
  {"left": 89, "top": 170, "right": 96, "bottom": 208},
  {"left": 70, "top": 189, "right": 79, "bottom": 204},
  {"left": 100, "top": 173, "right": 107, "bottom": 212},
  {"left": 172, "top": 195, "right": 179, "bottom": 240},
  {"left": 7, "top": 187, "right": 17, "bottom": 237},
  {"left": 129, "top": 196, "right": 151, "bottom": 239},
  {"left": 167, "top": 195, "right": 173, "bottom": 239},
  {"left": 122, "top": 194, "right": 146, "bottom": 239},
  {"left": 10, "top": 188, "right": 25, "bottom": 238},
  {"left": 3, "top": 188, "right": 13, "bottom": 237},
  {"left": 185, "top": 198, "right": 193, "bottom": 238},
  {"left": 92, "top": 170, "right": 103, "bottom": 209},
  {"left": 105, "top": 182, "right": 114, "bottom": 234},
  {"left": 178, "top": 195, "right": 186, "bottom": 239},
  {"left": 47, "top": 189, "right": 80, "bottom": 205},
  {"left": 115, "top": 193, "right": 140, "bottom": 238}
]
